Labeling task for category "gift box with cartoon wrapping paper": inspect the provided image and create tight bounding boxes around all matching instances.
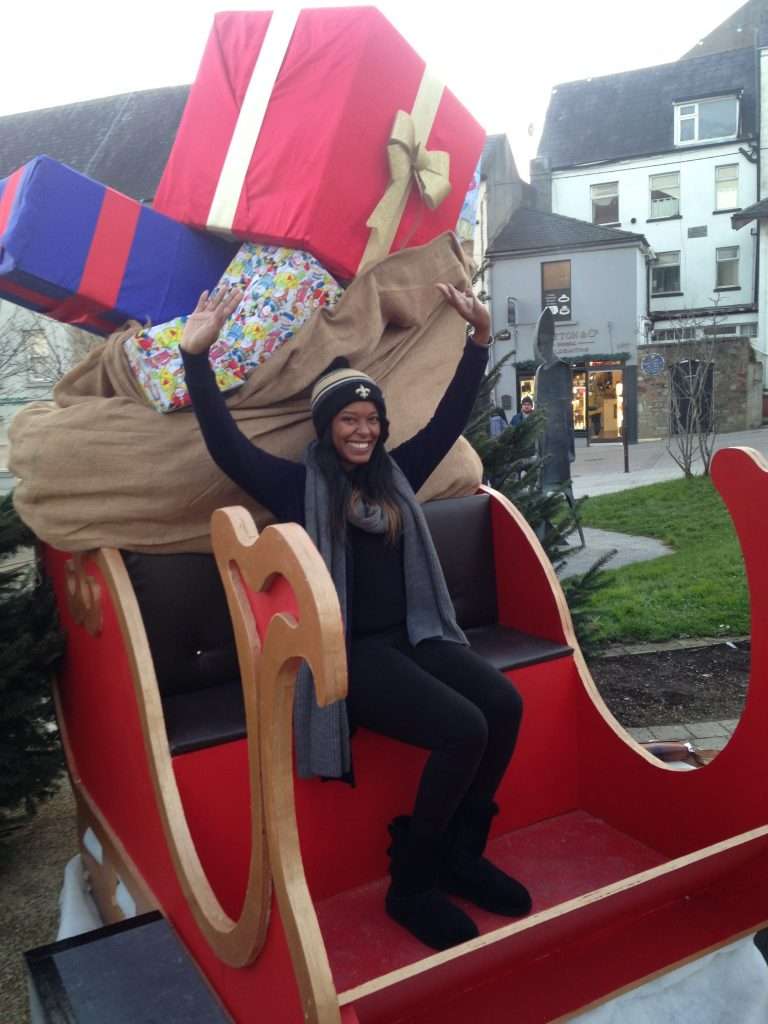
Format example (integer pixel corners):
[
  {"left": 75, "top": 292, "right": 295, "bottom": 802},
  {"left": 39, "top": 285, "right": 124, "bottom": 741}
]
[
  {"left": 0, "top": 156, "right": 237, "bottom": 336},
  {"left": 123, "top": 243, "right": 343, "bottom": 412},
  {"left": 153, "top": 7, "right": 486, "bottom": 279}
]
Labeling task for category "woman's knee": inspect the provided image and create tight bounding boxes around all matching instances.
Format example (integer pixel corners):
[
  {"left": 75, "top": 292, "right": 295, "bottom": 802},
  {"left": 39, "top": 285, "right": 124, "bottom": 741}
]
[
  {"left": 447, "top": 702, "right": 489, "bottom": 758},
  {"left": 475, "top": 672, "right": 523, "bottom": 727},
  {"left": 501, "top": 681, "right": 523, "bottom": 725}
]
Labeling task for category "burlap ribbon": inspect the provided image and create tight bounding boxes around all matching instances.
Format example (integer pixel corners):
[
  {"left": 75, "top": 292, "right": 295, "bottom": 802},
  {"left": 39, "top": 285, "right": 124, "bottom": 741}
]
[{"left": 359, "top": 72, "right": 451, "bottom": 271}]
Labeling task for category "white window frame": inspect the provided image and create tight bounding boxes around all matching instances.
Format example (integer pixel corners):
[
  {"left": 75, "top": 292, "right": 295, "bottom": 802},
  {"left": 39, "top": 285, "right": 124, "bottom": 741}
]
[
  {"left": 702, "top": 324, "right": 738, "bottom": 337},
  {"left": 715, "top": 246, "right": 740, "bottom": 289},
  {"left": 590, "top": 181, "right": 619, "bottom": 225},
  {"left": 714, "top": 164, "right": 739, "bottom": 211},
  {"left": 649, "top": 172, "right": 680, "bottom": 219},
  {"left": 674, "top": 95, "right": 739, "bottom": 146},
  {"left": 651, "top": 251, "right": 681, "bottom": 296},
  {"left": 653, "top": 327, "right": 696, "bottom": 341}
]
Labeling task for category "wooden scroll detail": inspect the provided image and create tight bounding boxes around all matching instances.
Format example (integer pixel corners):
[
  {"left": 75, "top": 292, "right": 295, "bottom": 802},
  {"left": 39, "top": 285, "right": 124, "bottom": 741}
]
[
  {"left": 52, "top": 682, "right": 158, "bottom": 926},
  {"left": 211, "top": 508, "right": 347, "bottom": 1024},
  {"left": 65, "top": 554, "right": 102, "bottom": 636}
]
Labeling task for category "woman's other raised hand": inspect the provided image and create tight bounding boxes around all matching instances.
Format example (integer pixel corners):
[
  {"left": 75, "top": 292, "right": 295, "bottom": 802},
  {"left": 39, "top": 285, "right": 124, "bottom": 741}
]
[
  {"left": 180, "top": 287, "right": 244, "bottom": 356},
  {"left": 436, "top": 282, "right": 491, "bottom": 347}
]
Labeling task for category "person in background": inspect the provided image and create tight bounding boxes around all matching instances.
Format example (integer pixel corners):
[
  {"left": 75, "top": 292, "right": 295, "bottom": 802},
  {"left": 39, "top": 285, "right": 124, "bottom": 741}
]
[
  {"left": 510, "top": 396, "right": 534, "bottom": 427},
  {"left": 489, "top": 407, "right": 508, "bottom": 437}
]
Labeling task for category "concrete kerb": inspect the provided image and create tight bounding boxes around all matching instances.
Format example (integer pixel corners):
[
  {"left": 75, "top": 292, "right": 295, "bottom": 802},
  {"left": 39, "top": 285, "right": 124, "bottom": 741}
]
[{"left": 570, "top": 425, "right": 768, "bottom": 500}]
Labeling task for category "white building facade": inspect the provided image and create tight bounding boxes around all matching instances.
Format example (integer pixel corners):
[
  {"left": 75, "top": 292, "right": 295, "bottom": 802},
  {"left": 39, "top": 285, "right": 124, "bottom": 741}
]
[
  {"left": 551, "top": 143, "right": 758, "bottom": 334},
  {"left": 537, "top": 46, "right": 765, "bottom": 385},
  {"left": 487, "top": 207, "right": 648, "bottom": 441}
]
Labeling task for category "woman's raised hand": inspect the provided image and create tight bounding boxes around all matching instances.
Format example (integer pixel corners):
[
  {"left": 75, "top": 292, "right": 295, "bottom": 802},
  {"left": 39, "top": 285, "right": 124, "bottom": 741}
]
[
  {"left": 436, "top": 282, "right": 491, "bottom": 346},
  {"left": 180, "top": 287, "right": 244, "bottom": 356}
]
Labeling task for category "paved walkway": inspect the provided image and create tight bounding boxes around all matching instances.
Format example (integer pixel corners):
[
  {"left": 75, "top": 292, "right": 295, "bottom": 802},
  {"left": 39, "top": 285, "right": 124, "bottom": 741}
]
[
  {"left": 559, "top": 526, "right": 671, "bottom": 579},
  {"left": 570, "top": 424, "right": 768, "bottom": 498},
  {"left": 625, "top": 719, "right": 737, "bottom": 752}
]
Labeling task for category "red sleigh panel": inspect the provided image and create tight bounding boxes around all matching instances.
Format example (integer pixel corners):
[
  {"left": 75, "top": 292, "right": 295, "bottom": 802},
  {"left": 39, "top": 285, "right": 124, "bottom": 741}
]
[{"left": 44, "top": 453, "right": 768, "bottom": 1022}]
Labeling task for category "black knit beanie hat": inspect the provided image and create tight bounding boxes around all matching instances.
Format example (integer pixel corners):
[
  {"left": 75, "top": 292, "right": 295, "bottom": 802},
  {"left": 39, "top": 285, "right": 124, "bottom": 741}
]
[{"left": 310, "top": 357, "right": 388, "bottom": 439}]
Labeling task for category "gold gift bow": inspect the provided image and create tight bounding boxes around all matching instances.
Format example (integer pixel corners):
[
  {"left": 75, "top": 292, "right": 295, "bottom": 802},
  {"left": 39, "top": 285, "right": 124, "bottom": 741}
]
[{"left": 359, "top": 72, "right": 451, "bottom": 272}]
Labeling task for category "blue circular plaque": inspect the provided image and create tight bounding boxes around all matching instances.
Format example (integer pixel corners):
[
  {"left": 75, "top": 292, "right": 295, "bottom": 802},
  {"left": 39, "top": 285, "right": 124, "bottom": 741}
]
[{"left": 641, "top": 353, "right": 665, "bottom": 376}]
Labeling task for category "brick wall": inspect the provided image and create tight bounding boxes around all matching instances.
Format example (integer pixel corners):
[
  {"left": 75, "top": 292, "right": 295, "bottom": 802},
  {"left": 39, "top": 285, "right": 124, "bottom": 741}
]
[{"left": 637, "top": 338, "right": 763, "bottom": 439}]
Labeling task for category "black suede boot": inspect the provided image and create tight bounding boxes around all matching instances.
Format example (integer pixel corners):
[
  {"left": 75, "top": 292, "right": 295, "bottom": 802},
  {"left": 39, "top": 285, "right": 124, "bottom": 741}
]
[
  {"left": 385, "top": 816, "right": 479, "bottom": 951},
  {"left": 440, "top": 801, "right": 532, "bottom": 917}
]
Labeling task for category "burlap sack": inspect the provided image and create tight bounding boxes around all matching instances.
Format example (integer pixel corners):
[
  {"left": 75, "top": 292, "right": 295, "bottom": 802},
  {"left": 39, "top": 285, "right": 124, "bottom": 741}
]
[{"left": 10, "top": 232, "right": 483, "bottom": 553}]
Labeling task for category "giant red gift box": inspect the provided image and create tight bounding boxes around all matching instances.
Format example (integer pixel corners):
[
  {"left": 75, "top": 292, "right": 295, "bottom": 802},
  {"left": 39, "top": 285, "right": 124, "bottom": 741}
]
[
  {"left": 153, "top": 7, "right": 486, "bottom": 279},
  {"left": 0, "top": 156, "right": 237, "bottom": 336}
]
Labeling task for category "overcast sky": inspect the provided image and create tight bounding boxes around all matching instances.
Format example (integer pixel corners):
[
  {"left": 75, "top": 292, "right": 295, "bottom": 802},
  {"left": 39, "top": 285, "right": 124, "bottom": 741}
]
[{"left": 0, "top": 0, "right": 748, "bottom": 177}]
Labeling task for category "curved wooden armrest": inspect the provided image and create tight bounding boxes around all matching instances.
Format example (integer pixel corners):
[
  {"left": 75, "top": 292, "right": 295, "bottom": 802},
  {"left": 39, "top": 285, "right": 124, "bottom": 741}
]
[
  {"left": 211, "top": 507, "right": 347, "bottom": 1022},
  {"left": 62, "top": 509, "right": 347, "bottom": 1024}
]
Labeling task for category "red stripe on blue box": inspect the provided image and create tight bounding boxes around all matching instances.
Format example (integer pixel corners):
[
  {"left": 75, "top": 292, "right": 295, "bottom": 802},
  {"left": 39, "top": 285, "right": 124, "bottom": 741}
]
[
  {"left": 52, "top": 187, "right": 142, "bottom": 330},
  {"left": 0, "top": 167, "right": 26, "bottom": 237},
  {"left": 80, "top": 187, "right": 141, "bottom": 307}
]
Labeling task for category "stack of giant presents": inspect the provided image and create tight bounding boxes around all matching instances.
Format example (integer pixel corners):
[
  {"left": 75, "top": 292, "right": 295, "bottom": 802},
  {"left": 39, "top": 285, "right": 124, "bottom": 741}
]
[{"left": 4, "top": 7, "right": 486, "bottom": 552}]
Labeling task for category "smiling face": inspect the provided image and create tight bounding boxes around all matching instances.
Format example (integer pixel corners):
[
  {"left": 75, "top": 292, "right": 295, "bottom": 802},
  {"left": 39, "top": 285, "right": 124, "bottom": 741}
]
[{"left": 330, "top": 400, "right": 381, "bottom": 469}]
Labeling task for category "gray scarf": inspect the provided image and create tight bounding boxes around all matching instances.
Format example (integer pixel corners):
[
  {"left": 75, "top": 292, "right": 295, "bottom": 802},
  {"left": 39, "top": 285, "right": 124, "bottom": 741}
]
[{"left": 293, "top": 442, "right": 467, "bottom": 778}]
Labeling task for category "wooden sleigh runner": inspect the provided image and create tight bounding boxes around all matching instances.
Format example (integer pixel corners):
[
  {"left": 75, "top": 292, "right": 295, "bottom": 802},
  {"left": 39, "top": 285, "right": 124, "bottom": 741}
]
[{"left": 43, "top": 446, "right": 768, "bottom": 1023}]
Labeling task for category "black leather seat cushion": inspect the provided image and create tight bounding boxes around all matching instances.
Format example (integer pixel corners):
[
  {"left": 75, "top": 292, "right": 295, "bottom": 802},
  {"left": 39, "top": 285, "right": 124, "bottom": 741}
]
[
  {"left": 162, "top": 680, "right": 246, "bottom": 756},
  {"left": 465, "top": 625, "right": 572, "bottom": 673}
]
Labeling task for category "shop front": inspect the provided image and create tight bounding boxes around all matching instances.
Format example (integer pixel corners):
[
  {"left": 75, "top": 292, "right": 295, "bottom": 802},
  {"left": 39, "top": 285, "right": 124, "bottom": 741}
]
[
  {"left": 574, "top": 361, "right": 624, "bottom": 442},
  {"left": 517, "top": 358, "right": 631, "bottom": 442}
]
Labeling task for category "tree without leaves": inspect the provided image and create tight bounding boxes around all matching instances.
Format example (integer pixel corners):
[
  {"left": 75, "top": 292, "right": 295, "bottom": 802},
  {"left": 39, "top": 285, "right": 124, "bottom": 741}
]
[
  {"left": 0, "top": 302, "right": 98, "bottom": 401},
  {"left": 662, "top": 309, "right": 720, "bottom": 479}
]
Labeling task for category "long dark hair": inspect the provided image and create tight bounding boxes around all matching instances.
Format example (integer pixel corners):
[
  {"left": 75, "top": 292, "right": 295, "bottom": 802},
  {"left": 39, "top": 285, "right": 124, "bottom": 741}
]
[{"left": 315, "top": 429, "right": 402, "bottom": 543}]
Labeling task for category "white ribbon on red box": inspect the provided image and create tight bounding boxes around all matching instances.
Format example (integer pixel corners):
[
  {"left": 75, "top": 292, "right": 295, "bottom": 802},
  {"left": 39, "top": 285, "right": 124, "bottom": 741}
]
[
  {"left": 205, "top": 7, "right": 451, "bottom": 274},
  {"left": 206, "top": 7, "right": 300, "bottom": 231}
]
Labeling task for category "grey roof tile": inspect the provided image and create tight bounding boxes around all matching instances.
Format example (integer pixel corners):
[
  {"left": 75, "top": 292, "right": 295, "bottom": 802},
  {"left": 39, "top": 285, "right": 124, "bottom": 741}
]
[
  {"left": 538, "top": 48, "right": 757, "bottom": 170},
  {"left": 488, "top": 205, "right": 647, "bottom": 254},
  {"left": 0, "top": 87, "right": 189, "bottom": 201}
]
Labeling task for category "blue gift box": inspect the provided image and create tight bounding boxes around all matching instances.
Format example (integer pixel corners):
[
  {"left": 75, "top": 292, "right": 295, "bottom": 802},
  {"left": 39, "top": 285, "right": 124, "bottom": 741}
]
[{"left": 0, "top": 156, "right": 238, "bottom": 335}]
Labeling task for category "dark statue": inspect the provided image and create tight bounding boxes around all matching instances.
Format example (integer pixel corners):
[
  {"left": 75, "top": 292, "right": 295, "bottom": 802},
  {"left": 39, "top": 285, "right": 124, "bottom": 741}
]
[{"left": 533, "top": 307, "right": 574, "bottom": 488}]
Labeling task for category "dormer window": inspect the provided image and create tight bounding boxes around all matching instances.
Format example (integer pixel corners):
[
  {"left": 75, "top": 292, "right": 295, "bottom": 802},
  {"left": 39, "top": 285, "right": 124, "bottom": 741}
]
[{"left": 674, "top": 96, "right": 739, "bottom": 145}]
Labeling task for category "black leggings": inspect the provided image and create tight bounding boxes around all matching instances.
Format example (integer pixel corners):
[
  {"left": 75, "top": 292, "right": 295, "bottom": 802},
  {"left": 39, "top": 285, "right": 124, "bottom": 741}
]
[{"left": 347, "top": 628, "right": 523, "bottom": 840}]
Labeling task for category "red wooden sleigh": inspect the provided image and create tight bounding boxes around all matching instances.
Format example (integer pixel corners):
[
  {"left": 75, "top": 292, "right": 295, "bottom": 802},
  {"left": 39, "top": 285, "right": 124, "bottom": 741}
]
[{"left": 44, "top": 446, "right": 768, "bottom": 1022}]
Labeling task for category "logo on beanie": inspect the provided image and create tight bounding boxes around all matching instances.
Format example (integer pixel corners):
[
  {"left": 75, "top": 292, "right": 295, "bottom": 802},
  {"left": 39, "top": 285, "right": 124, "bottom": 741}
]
[{"left": 355, "top": 384, "right": 371, "bottom": 399}]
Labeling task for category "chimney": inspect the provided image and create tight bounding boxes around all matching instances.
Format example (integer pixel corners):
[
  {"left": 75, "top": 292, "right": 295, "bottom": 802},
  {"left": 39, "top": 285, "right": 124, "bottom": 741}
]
[{"left": 529, "top": 156, "right": 552, "bottom": 212}]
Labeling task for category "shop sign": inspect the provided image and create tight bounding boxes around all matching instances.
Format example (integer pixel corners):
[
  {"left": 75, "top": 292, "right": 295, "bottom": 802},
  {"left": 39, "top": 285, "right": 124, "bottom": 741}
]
[
  {"left": 555, "top": 327, "right": 599, "bottom": 356},
  {"left": 640, "top": 352, "right": 666, "bottom": 376},
  {"left": 543, "top": 287, "right": 572, "bottom": 321}
]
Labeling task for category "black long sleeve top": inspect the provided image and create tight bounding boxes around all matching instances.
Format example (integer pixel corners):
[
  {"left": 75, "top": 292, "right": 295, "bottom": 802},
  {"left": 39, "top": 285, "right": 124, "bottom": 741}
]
[{"left": 181, "top": 340, "right": 489, "bottom": 527}]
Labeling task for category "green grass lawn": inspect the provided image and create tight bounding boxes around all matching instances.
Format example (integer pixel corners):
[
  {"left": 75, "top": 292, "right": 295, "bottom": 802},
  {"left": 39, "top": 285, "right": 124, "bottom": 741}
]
[{"left": 577, "top": 476, "right": 750, "bottom": 644}]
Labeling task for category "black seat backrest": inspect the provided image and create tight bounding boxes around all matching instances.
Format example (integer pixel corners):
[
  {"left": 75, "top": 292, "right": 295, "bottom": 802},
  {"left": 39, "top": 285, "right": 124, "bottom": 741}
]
[
  {"left": 422, "top": 494, "right": 497, "bottom": 629},
  {"left": 122, "top": 493, "right": 497, "bottom": 699},
  {"left": 121, "top": 551, "right": 239, "bottom": 698},
  {"left": 122, "top": 497, "right": 569, "bottom": 755}
]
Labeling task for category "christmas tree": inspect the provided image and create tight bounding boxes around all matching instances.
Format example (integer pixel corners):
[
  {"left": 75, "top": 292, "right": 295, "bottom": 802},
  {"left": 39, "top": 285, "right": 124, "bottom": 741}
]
[
  {"left": 464, "top": 355, "right": 614, "bottom": 657},
  {"left": 464, "top": 352, "right": 576, "bottom": 565},
  {"left": 0, "top": 492, "right": 64, "bottom": 830}
]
